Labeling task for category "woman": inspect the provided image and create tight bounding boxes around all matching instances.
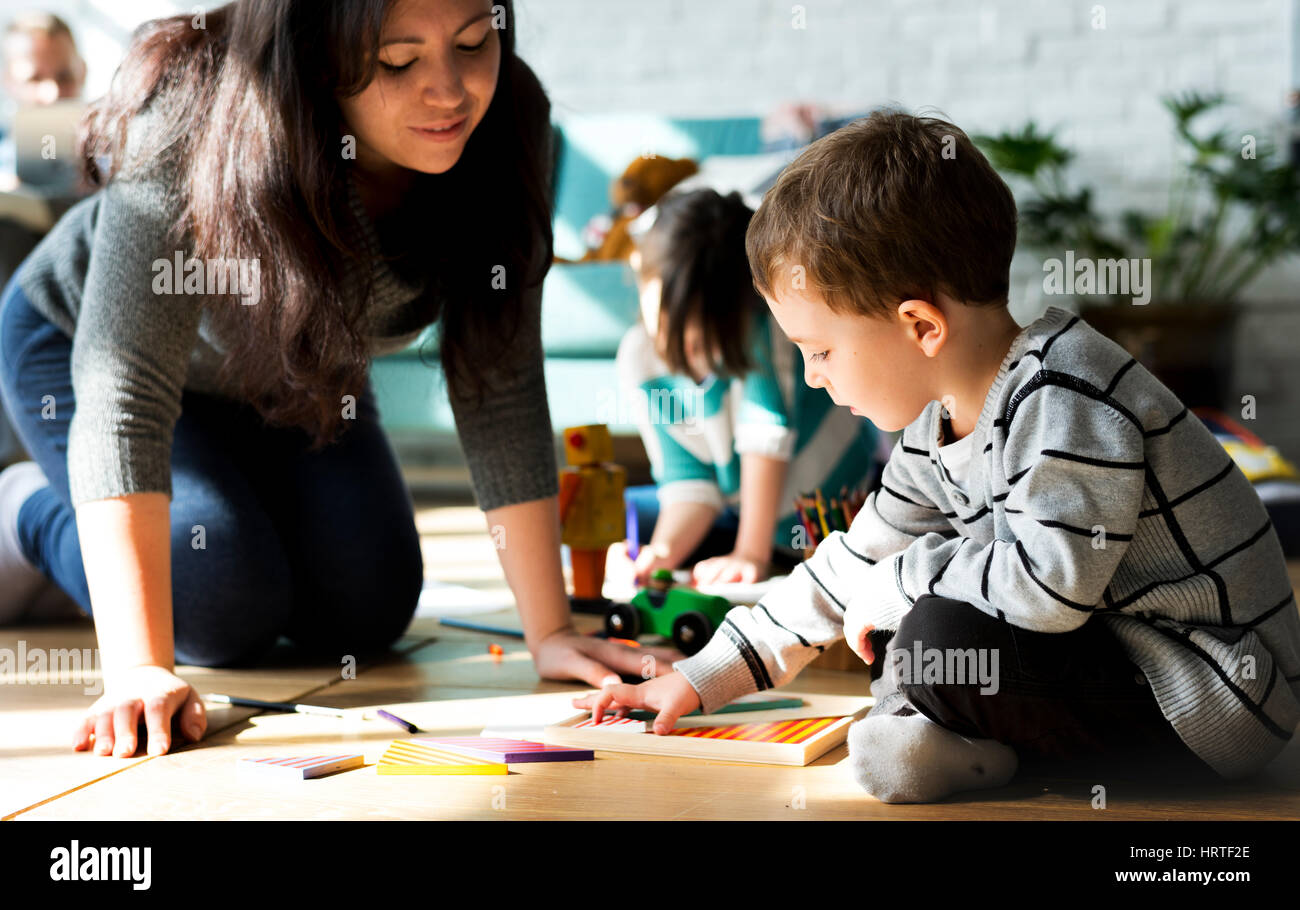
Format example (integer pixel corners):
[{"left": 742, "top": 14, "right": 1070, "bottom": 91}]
[{"left": 0, "top": 0, "right": 675, "bottom": 758}]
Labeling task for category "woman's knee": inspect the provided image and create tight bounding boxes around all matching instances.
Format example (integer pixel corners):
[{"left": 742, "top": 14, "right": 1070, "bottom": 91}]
[{"left": 284, "top": 523, "right": 424, "bottom": 656}]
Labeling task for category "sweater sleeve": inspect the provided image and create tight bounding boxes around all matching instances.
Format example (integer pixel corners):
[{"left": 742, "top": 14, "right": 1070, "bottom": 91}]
[
  {"left": 870, "top": 380, "right": 1145, "bottom": 634},
  {"left": 446, "top": 123, "right": 559, "bottom": 513},
  {"left": 66, "top": 172, "right": 203, "bottom": 507},
  {"left": 672, "top": 436, "right": 955, "bottom": 711}
]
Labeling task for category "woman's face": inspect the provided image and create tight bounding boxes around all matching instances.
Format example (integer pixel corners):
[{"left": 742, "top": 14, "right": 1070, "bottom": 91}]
[{"left": 338, "top": 0, "right": 501, "bottom": 178}]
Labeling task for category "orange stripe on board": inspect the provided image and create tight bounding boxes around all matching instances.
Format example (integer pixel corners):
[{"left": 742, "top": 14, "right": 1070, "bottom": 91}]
[
  {"left": 733, "top": 722, "right": 784, "bottom": 742},
  {"left": 778, "top": 717, "right": 838, "bottom": 743}
]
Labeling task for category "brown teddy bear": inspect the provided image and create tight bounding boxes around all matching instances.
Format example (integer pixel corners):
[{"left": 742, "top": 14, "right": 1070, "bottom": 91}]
[{"left": 561, "top": 154, "right": 699, "bottom": 263}]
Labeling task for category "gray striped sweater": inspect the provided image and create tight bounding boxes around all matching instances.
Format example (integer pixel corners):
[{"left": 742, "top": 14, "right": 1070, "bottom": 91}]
[
  {"left": 14, "top": 88, "right": 558, "bottom": 512},
  {"left": 675, "top": 305, "right": 1300, "bottom": 779}
]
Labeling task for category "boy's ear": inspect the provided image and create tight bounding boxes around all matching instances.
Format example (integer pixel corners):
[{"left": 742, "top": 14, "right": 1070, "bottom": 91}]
[{"left": 897, "top": 299, "right": 947, "bottom": 358}]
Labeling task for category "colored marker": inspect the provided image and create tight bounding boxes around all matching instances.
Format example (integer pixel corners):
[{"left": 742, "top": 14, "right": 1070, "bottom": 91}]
[
  {"left": 206, "top": 694, "right": 346, "bottom": 718},
  {"left": 376, "top": 709, "right": 420, "bottom": 734}
]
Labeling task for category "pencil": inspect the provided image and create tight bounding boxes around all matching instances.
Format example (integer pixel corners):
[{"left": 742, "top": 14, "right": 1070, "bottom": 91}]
[
  {"left": 814, "top": 488, "right": 830, "bottom": 537},
  {"left": 206, "top": 694, "right": 346, "bottom": 718}
]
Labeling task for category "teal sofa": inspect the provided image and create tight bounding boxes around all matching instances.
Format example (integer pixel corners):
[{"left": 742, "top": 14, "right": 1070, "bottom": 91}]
[{"left": 370, "top": 114, "right": 764, "bottom": 444}]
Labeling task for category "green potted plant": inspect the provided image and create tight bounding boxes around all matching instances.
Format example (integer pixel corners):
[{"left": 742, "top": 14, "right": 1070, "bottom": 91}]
[{"left": 975, "top": 93, "right": 1300, "bottom": 407}]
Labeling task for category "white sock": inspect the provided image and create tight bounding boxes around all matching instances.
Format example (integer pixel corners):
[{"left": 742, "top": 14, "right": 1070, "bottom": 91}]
[
  {"left": 851, "top": 652, "right": 1018, "bottom": 803},
  {"left": 0, "top": 461, "right": 54, "bottom": 624},
  {"left": 848, "top": 711, "right": 1019, "bottom": 803}
]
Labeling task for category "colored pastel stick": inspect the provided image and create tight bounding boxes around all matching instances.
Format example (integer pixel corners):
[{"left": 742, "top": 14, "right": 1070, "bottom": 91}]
[
  {"left": 437, "top": 617, "right": 526, "bottom": 639},
  {"left": 572, "top": 715, "right": 647, "bottom": 732},
  {"left": 376, "top": 739, "right": 507, "bottom": 775},
  {"left": 376, "top": 709, "right": 419, "bottom": 734},
  {"left": 629, "top": 693, "right": 804, "bottom": 720},
  {"left": 417, "top": 737, "right": 593, "bottom": 764},
  {"left": 238, "top": 754, "right": 364, "bottom": 780},
  {"left": 814, "top": 489, "right": 830, "bottom": 537}
]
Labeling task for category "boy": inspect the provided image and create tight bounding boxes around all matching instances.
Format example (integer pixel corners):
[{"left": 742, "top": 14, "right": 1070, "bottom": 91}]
[{"left": 577, "top": 109, "right": 1300, "bottom": 803}]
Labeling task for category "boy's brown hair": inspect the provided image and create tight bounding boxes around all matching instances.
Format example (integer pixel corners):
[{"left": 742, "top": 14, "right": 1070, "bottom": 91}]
[{"left": 746, "top": 108, "right": 1018, "bottom": 316}]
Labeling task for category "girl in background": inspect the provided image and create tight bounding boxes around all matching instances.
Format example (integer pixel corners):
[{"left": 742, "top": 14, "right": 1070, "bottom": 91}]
[{"left": 611, "top": 189, "right": 884, "bottom": 586}]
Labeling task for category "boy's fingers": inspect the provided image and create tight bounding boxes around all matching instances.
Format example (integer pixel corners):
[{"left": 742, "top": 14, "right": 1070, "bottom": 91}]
[
  {"left": 651, "top": 706, "right": 682, "bottom": 735},
  {"left": 73, "top": 713, "right": 96, "bottom": 751},
  {"left": 113, "top": 701, "right": 140, "bottom": 757},
  {"left": 94, "top": 710, "right": 113, "bottom": 754},
  {"left": 142, "top": 697, "right": 171, "bottom": 756}
]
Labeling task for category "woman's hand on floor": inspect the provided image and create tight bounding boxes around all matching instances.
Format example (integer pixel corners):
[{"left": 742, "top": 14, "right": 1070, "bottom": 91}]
[
  {"left": 571, "top": 671, "right": 702, "bottom": 734},
  {"left": 532, "top": 627, "right": 683, "bottom": 689},
  {"left": 73, "top": 665, "right": 206, "bottom": 757},
  {"left": 691, "top": 551, "right": 769, "bottom": 585}
]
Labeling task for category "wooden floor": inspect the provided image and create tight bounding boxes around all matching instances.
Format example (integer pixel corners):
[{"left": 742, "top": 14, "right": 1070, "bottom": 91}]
[{"left": 2, "top": 498, "right": 1299, "bottom": 820}]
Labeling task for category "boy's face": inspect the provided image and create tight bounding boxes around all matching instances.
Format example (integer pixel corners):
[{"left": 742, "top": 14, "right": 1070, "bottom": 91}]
[{"left": 764, "top": 285, "right": 934, "bottom": 432}]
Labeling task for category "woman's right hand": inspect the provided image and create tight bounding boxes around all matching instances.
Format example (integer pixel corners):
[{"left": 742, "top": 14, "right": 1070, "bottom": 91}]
[{"left": 74, "top": 665, "right": 207, "bottom": 757}]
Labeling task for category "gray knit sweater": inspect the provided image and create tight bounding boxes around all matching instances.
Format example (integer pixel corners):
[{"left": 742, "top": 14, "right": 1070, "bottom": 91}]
[
  {"left": 15, "top": 94, "right": 558, "bottom": 513},
  {"left": 675, "top": 306, "right": 1300, "bottom": 779}
]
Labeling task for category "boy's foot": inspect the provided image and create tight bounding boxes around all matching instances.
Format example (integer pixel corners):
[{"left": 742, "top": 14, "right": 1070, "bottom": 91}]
[
  {"left": 851, "top": 651, "right": 1018, "bottom": 803},
  {"left": 0, "top": 461, "right": 61, "bottom": 623},
  {"left": 848, "top": 711, "right": 1019, "bottom": 804}
]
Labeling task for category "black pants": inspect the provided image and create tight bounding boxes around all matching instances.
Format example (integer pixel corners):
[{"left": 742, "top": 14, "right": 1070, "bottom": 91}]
[{"left": 885, "top": 596, "right": 1220, "bottom": 781}]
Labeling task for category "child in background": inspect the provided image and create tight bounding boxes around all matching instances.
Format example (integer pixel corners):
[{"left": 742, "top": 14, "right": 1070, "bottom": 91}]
[
  {"left": 610, "top": 188, "right": 882, "bottom": 586},
  {"left": 581, "top": 110, "right": 1300, "bottom": 803}
]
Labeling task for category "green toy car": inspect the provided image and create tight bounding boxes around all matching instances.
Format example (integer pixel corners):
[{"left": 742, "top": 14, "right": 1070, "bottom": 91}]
[{"left": 605, "top": 569, "right": 733, "bottom": 655}]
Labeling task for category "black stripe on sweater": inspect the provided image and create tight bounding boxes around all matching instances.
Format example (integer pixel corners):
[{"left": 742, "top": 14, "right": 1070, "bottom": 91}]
[
  {"left": 838, "top": 536, "right": 876, "bottom": 565},
  {"left": 981, "top": 545, "right": 995, "bottom": 601},
  {"left": 1039, "top": 449, "right": 1145, "bottom": 470},
  {"left": 1003, "top": 370, "right": 1143, "bottom": 433},
  {"left": 928, "top": 540, "right": 963, "bottom": 595},
  {"left": 1206, "top": 518, "right": 1274, "bottom": 571},
  {"left": 802, "top": 562, "right": 846, "bottom": 612},
  {"left": 1136, "top": 459, "right": 1236, "bottom": 518},
  {"left": 755, "top": 602, "right": 819, "bottom": 651},
  {"left": 1138, "top": 616, "right": 1290, "bottom": 739},
  {"left": 1103, "top": 358, "right": 1139, "bottom": 397},
  {"left": 1036, "top": 518, "right": 1133, "bottom": 540},
  {"left": 1243, "top": 592, "right": 1296, "bottom": 630},
  {"left": 1145, "top": 465, "right": 1232, "bottom": 625},
  {"left": 1023, "top": 316, "right": 1080, "bottom": 363},
  {"left": 1014, "top": 540, "right": 1094, "bottom": 612},
  {"left": 901, "top": 444, "right": 928, "bottom": 456},
  {"left": 1143, "top": 407, "right": 1189, "bottom": 438},
  {"left": 882, "top": 484, "right": 942, "bottom": 510},
  {"left": 721, "top": 620, "right": 774, "bottom": 691}
]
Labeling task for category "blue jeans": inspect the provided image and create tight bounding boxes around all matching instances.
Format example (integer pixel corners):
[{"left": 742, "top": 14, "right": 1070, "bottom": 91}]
[
  {"left": 624, "top": 484, "right": 801, "bottom": 572},
  {"left": 0, "top": 274, "right": 423, "bottom": 666}
]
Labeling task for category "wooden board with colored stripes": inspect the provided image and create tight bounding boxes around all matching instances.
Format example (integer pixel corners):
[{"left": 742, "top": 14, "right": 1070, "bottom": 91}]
[
  {"left": 376, "top": 739, "right": 508, "bottom": 775},
  {"left": 542, "top": 695, "right": 872, "bottom": 766},
  {"left": 237, "top": 754, "right": 364, "bottom": 780},
  {"left": 415, "top": 736, "right": 593, "bottom": 763}
]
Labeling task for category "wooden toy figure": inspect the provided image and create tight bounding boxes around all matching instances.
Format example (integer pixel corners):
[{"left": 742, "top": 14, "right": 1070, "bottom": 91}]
[{"left": 558, "top": 424, "right": 626, "bottom": 612}]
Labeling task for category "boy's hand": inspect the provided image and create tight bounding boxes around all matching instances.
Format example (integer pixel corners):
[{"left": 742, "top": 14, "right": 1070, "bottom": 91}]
[
  {"left": 691, "top": 551, "right": 770, "bottom": 585},
  {"left": 572, "top": 671, "right": 702, "bottom": 735},
  {"left": 843, "top": 599, "right": 876, "bottom": 666}
]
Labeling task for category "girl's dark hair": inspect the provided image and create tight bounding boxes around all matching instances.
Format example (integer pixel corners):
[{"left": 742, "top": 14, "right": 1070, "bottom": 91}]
[
  {"left": 78, "top": 0, "right": 553, "bottom": 448},
  {"left": 636, "top": 188, "right": 760, "bottom": 378}
]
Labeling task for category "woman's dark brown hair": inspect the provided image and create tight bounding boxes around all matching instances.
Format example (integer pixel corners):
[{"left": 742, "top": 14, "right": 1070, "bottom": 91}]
[
  {"left": 636, "top": 188, "right": 760, "bottom": 378},
  {"left": 79, "top": 0, "right": 553, "bottom": 448}
]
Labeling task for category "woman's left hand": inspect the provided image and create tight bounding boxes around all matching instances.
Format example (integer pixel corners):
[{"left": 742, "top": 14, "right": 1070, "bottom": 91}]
[
  {"left": 531, "top": 627, "right": 684, "bottom": 688},
  {"left": 691, "top": 551, "right": 770, "bottom": 585}
]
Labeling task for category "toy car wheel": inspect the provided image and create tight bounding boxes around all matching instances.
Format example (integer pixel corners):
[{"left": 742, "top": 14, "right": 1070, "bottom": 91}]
[
  {"left": 605, "top": 603, "right": 642, "bottom": 639},
  {"left": 672, "top": 611, "right": 713, "bottom": 656}
]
